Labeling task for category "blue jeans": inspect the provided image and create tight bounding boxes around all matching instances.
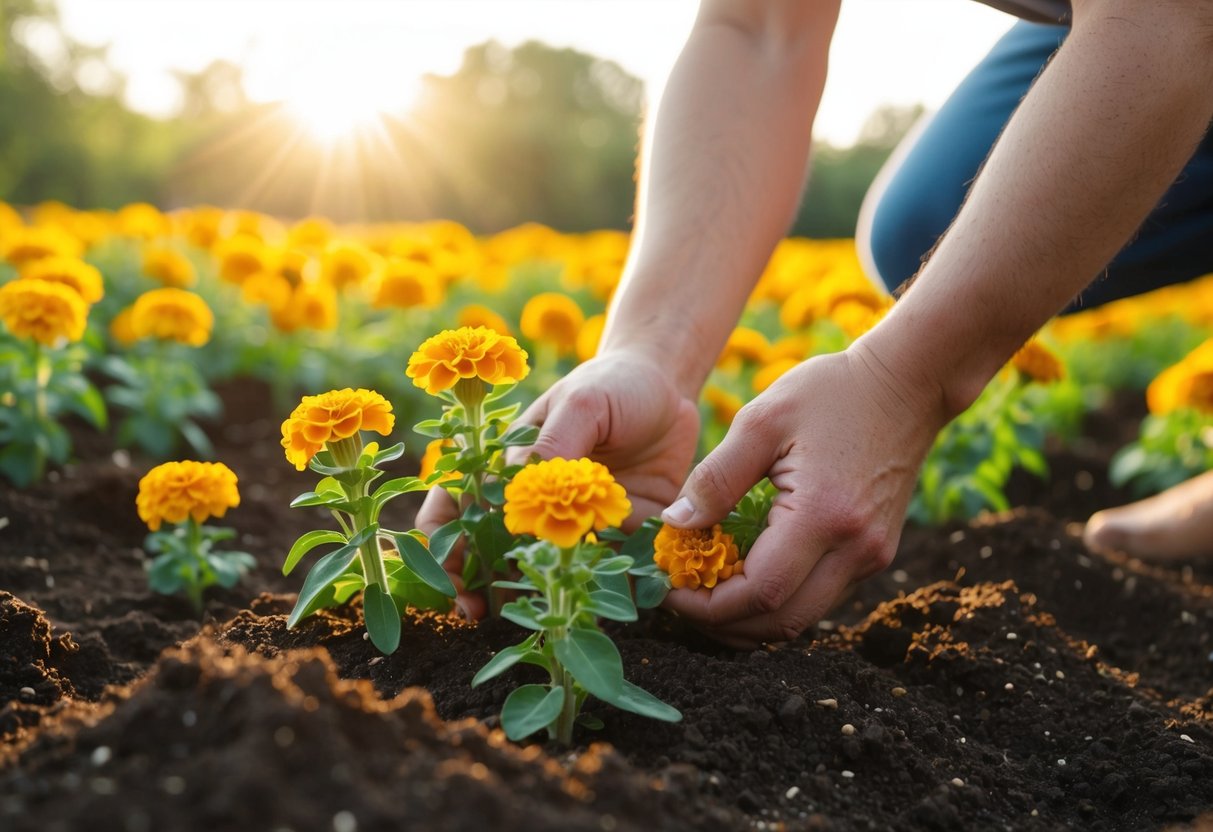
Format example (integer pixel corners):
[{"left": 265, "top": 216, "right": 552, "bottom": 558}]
[{"left": 859, "top": 21, "right": 1213, "bottom": 312}]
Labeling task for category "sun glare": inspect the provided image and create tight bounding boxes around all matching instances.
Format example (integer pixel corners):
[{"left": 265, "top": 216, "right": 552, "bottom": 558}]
[{"left": 280, "top": 71, "right": 423, "bottom": 145}]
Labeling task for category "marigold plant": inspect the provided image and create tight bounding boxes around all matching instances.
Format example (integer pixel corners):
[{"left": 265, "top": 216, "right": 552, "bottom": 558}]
[
  {"left": 503, "top": 457, "right": 631, "bottom": 548},
  {"left": 143, "top": 246, "right": 197, "bottom": 288},
  {"left": 1010, "top": 340, "right": 1065, "bottom": 384},
  {"left": 130, "top": 288, "right": 213, "bottom": 347},
  {"left": 135, "top": 460, "right": 254, "bottom": 610},
  {"left": 20, "top": 256, "right": 105, "bottom": 304},
  {"left": 519, "top": 291, "right": 584, "bottom": 356},
  {"left": 653, "top": 524, "right": 743, "bottom": 590},
  {"left": 406, "top": 325, "right": 529, "bottom": 395},
  {"left": 280, "top": 388, "right": 452, "bottom": 654}
]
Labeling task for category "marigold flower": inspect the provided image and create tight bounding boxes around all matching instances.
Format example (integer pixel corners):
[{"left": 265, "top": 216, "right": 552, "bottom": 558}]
[
  {"left": 242, "top": 271, "right": 293, "bottom": 311},
  {"left": 1010, "top": 339, "right": 1065, "bottom": 384},
  {"left": 1, "top": 225, "right": 83, "bottom": 268},
  {"left": 457, "top": 303, "right": 512, "bottom": 335},
  {"left": 136, "top": 460, "right": 240, "bottom": 532},
  {"left": 717, "top": 327, "right": 770, "bottom": 369},
  {"left": 653, "top": 523, "right": 743, "bottom": 590},
  {"left": 419, "top": 439, "right": 458, "bottom": 483},
  {"left": 177, "top": 206, "right": 226, "bottom": 250},
  {"left": 703, "top": 385, "right": 743, "bottom": 426},
  {"left": 407, "top": 326, "right": 530, "bottom": 395},
  {"left": 371, "top": 258, "right": 443, "bottom": 309},
  {"left": 833, "top": 299, "right": 887, "bottom": 340},
  {"left": 110, "top": 306, "right": 138, "bottom": 346},
  {"left": 130, "top": 288, "right": 213, "bottom": 347},
  {"left": 576, "top": 314, "right": 606, "bottom": 363},
  {"left": 270, "top": 281, "right": 338, "bottom": 333},
  {"left": 288, "top": 216, "right": 334, "bottom": 250},
  {"left": 20, "top": 256, "right": 104, "bottom": 304},
  {"left": 321, "top": 241, "right": 379, "bottom": 290},
  {"left": 520, "top": 292, "right": 584, "bottom": 355},
  {"left": 280, "top": 388, "right": 395, "bottom": 471},
  {"left": 116, "top": 203, "right": 169, "bottom": 240},
  {"left": 753, "top": 357, "right": 799, "bottom": 394},
  {"left": 143, "top": 246, "right": 196, "bottom": 288},
  {"left": 503, "top": 457, "right": 631, "bottom": 548},
  {"left": 1147, "top": 339, "right": 1213, "bottom": 416},
  {"left": 215, "top": 234, "right": 274, "bottom": 285},
  {"left": 0, "top": 278, "right": 89, "bottom": 346}
]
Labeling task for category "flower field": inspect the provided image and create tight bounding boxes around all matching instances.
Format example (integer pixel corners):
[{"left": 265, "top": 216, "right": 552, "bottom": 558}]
[{"left": 2, "top": 201, "right": 1213, "bottom": 831}]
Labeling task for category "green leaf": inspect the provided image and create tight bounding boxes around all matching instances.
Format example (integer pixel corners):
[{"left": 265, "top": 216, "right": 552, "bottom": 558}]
[
  {"left": 428, "top": 519, "right": 464, "bottom": 565},
  {"left": 283, "top": 530, "right": 348, "bottom": 576},
  {"left": 552, "top": 629, "right": 624, "bottom": 701},
  {"left": 372, "top": 477, "right": 427, "bottom": 509},
  {"left": 473, "top": 511, "right": 513, "bottom": 567},
  {"left": 362, "top": 583, "right": 402, "bottom": 654},
  {"left": 393, "top": 533, "right": 457, "bottom": 597},
  {"left": 289, "top": 490, "right": 350, "bottom": 509},
  {"left": 179, "top": 420, "right": 214, "bottom": 458},
  {"left": 500, "top": 423, "right": 540, "bottom": 448},
  {"left": 501, "top": 685, "right": 565, "bottom": 741},
  {"left": 585, "top": 590, "right": 637, "bottom": 622},
  {"left": 491, "top": 579, "right": 536, "bottom": 591},
  {"left": 591, "top": 556, "right": 633, "bottom": 576},
  {"left": 67, "top": 382, "right": 108, "bottom": 429},
  {"left": 501, "top": 598, "right": 544, "bottom": 631},
  {"left": 373, "top": 442, "right": 406, "bottom": 465},
  {"left": 471, "top": 634, "right": 539, "bottom": 687},
  {"left": 147, "top": 553, "right": 188, "bottom": 595},
  {"left": 597, "top": 680, "right": 681, "bottom": 723},
  {"left": 413, "top": 419, "right": 446, "bottom": 438},
  {"left": 633, "top": 574, "right": 670, "bottom": 609},
  {"left": 481, "top": 479, "right": 506, "bottom": 506},
  {"left": 287, "top": 544, "right": 361, "bottom": 628},
  {"left": 620, "top": 518, "right": 661, "bottom": 567}
]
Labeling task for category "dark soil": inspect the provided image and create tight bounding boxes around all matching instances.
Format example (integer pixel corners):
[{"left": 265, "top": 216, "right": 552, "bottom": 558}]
[{"left": 1, "top": 381, "right": 1211, "bottom": 831}]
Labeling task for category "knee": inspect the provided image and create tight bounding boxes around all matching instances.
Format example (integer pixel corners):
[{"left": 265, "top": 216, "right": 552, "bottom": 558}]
[{"left": 858, "top": 177, "right": 947, "bottom": 295}]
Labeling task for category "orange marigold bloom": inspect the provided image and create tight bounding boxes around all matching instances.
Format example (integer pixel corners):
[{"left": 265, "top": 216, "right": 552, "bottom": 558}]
[
  {"left": 116, "top": 203, "right": 169, "bottom": 240},
  {"left": 520, "top": 292, "right": 584, "bottom": 355},
  {"left": 0, "top": 278, "right": 88, "bottom": 346},
  {"left": 717, "top": 327, "right": 770, "bottom": 369},
  {"left": 457, "top": 303, "right": 512, "bottom": 336},
  {"left": 419, "top": 439, "right": 458, "bottom": 484},
  {"left": 136, "top": 460, "right": 240, "bottom": 532},
  {"left": 287, "top": 216, "right": 334, "bottom": 250},
  {"left": 215, "top": 234, "right": 274, "bottom": 285},
  {"left": 576, "top": 313, "right": 606, "bottom": 363},
  {"left": 109, "top": 306, "right": 138, "bottom": 346},
  {"left": 371, "top": 258, "right": 443, "bottom": 309},
  {"left": 653, "top": 523, "right": 743, "bottom": 590},
  {"left": 753, "top": 357, "right": 799, "bottom": 394},
  {"left": 1146, "top": 339, "right": 1213, "bottom": 416},
  {"left": 20, "top": 256, "right": 104, "bottom": 304},
  {"left": 270, "top": 281, "right": 339, "bottom": 333},
  {"left": 280, "top": 388, "right": 395, "bottom": 471},
  {"left": 503, "top": 457, "right": 631, "bottom": 548},
  {"left": 407, "top": 326, "right": 530, "bottom": 395},
  {"left": 1010, "top": 339, "right": 1065, "bottom": 384},
  {"left": 130, "top": 288, "right": 213, "bottom": 347},
  {"left": 703, "top": 385, "right": 743, "bottom": 426},
  {"left": 320, "top": 241, "right": 379, "bottom": 290},
  {"left": 1, "top": 225, "right": 83, "bottom": 268},
  {"left": 143, "top": 246, "right": 196, "bottom": 288}
]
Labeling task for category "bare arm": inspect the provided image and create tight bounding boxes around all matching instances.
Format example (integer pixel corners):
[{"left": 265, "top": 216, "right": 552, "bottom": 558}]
[{"left": 602, "top": 0, "right": 841, "bottom": 398}]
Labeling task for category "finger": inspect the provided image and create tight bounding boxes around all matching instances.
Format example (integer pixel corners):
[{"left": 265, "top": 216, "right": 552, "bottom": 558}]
[
  {"left": 660, "top": 415, "right": 777, "bottom": 529},
  {"left": 663, "top": 498, "right": 830, "bottom": 625},
  {"left": 416, "top": 487, "right": 459, "bottom": 535},
  {"left": 522, "top": 390, "right": 605, "bottom": 462},
  {"left": 706, "top": 550, "right": 856, "bottom": 644}
]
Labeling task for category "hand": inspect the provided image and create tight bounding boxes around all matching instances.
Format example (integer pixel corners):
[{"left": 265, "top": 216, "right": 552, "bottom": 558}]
[
  {"left": 416, "top": 349, "right": 701, "bottom": 617},
  {"left": 661, "top": 342, "right": 948, "bottom": 648}
]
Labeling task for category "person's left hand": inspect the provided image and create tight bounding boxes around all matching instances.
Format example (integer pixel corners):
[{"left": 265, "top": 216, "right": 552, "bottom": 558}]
[{"left": 660, "top": 341, "right": 948, "bottom": 648}]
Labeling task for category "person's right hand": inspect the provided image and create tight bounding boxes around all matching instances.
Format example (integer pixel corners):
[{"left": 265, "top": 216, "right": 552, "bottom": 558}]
[{"left": 415, "top": 348, "right": 701, "bottom": 617}]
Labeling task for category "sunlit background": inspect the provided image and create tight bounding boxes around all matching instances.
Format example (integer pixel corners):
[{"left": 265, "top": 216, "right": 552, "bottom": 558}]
[{"left": 3, "top": 0, "right": 1013, "bottom": 233}]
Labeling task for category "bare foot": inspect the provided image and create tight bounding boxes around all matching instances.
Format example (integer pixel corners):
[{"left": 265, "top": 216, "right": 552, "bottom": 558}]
[{"left": 1085, "top": 469, "right": 1213, "bottom": 560}]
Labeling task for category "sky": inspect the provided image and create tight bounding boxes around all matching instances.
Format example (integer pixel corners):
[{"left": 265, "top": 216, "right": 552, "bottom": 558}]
[{"left": 53, "top": 0, "right": 1016, "bottom": 147}]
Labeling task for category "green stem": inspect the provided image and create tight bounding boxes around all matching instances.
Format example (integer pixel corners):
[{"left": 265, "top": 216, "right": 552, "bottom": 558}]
[
  {"left": 456, "top": 379, "right": 501, "bottom": 615},
  {"left": 549, "top": 550, "right": 578, "bottom": 745},
  {"left": 332, "top": 434, "right": 390, "bottom": 593},
  {"left": 186, "top": 517, "right": 205, "bottom": 613}
]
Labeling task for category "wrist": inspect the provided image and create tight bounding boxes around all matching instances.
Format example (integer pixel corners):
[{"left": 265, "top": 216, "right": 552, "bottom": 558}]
[{"left": 597, "top": 320, "right": 718, "bottom": 401}]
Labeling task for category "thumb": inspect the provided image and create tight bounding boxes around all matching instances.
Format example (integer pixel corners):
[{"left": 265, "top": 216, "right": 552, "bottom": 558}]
[{"left": 662, "top": 427, "right": 774, "bottom": 529}]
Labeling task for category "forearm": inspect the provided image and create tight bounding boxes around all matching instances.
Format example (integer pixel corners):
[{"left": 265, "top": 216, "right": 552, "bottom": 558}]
[
  {"left": 864, "top": 0, "right": 1213, "bottom": 420},
  {"left": 601, "top": 0, "right": 840, "bottom": 398}
]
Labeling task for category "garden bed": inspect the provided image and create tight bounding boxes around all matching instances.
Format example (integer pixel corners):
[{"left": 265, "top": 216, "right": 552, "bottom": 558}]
[{"left": 1, "top": 382, "right": 1211, "bottom": 831}]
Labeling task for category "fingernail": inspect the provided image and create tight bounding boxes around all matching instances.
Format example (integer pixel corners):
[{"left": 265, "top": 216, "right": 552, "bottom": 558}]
[{"left": 662, "top": 497, "right": 695, "bottom": 525}]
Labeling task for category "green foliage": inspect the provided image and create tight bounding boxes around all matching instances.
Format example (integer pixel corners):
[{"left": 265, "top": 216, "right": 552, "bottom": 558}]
[
  {"left": 284, "top": 437, "right": 452, "bottom": 654},
  {"left": 0, "top": 332, "right": 106, "bottom": 485},
  {"left": 1057, "top": 317, "right": 1209, "bottom": 392},
  {"left": 1110, "top": 408, "right": 1213, "bottom": 497},
  {"left": 473, "top": 538, "right": 679, "bottom": 745},
  {"left": 100, "top": 344, "right": 221, "bottom": 459},
  {"left": 144, "top": 518, "right": 255, "bottom": 611},
  {"left": 721, "top": 478, "right": 778, "bottom": 557}
]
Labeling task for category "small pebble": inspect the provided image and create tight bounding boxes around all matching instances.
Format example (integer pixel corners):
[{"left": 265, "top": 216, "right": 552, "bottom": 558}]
[
  {"left": 841, "top": 770, "right": 855, "bottom": 779},
  {"left": 840, "top": 724, "right": 855, "bottom": 736},
  {"left": 274, "top": 727, "right": 296, "bottom": 748},
  {"left": 979, "top": 546, "right": 993, "bottom": 559},
  {"left": 959, "top": 737, "right": 966, "bottom": 744},
  {"left": 1004, "top": 683, "right": 1014, "bottom": 691},
  {"left": 89, "top": 778, "right": 116, "bottom": 795},
  {"left": 815, "top": 698, "right": 838, "bottom": 709},
  {"left": 363, "top": 633, "right": 370, "bottom": 641},
  {"left": 181, "top": 710, "right": 197, "bottom": 728},
  {"left": 1055, "top": 670, "right": 1065, "bottom": 680},
  {"left": 1031, "top": 810, "right": 1040, "bottom": 817},
  {"left": 785, "top": 786, "right": 800, "bottom": 800},
  {"left": 1180, "top": 734, "right": 1194, "bottom": 744},
  {"left": 332, "top": 811, "right": 358, "bottom": 832},
  {"left": 817, "top": 620, "right": 835, "bottom": 631},
  {"left": 891, "top": 570, "right": 909, "bottom": 584},
  {"left": 949, "top": 531, "right": 966, "bottom": 544},
  {"left": 1057, "top": 759, "right": 1066, "bottom": 766},
  {"left": 90, "top": 746, "right": 112, "bottom": 767},
  {"left": 368, "top": 657, "right": 384, "bottom": 667},
  {"left": 1006, "top": 632, "right": 1018, "bottom": 641},
  {"left": 18, "top": 687, "right": 35, "bottom": 700},
  {"left": 891, "top": 687, "right": 907, "bottom": 698},
  {"left": 162, "top": 776, "right": 186, "bottom": 795},
  {"left": 951, "top": 778, "right": 965, "bottom": 787}
]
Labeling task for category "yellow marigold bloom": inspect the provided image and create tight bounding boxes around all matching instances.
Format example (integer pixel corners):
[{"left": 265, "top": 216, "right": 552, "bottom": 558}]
[
  {"left": 457, "top": 303, "right": 512, "bottom": 336},
  {"left": 1147, "top": 339, "right": 1213, "bottom": 416},
  {"left": 320, "top": 241, "right": 379, "bottom": 290},
  {"left": 520, "top": 292, "right": 584, "bottom": 355},
  {"left": 142, "top": 246, "right": 196, "bottom": 288},
  {"left": 407, "top": 326, "right": 530, "bottom": 395},
  {"left": 0, "top": 278, "right": 88, "bottom": 346},
  {"left": 653, "top": 524, "right": 743, "bottom": 590},
  {"left": 136, "top": 460, "right": 240, "bottom": 532},
  {"left": 576, "top": 313, "right": 606, "bottom": 363},
  {"left": 1010, "top": 339, "right": 1065, "bottom": 384},
  {"left": 20, "top": 256, "right": 104, "bottom": 304},
  {"left": 130, "top": 288, "right": 214, "bottom": 347},
  {"left": 0, "top": 201, "right": 23, "bottom": 231},
  {"left": 110, "top": 306, "right": 138, "bottom": 346},
  {"left": 753, "top": 357, "right": 799, "bottom": 394},
  {"left": 419, "top": 439, "right": 458, "bottom": 483},
  {"left": 288, "top": 216, "right": 334, "bottom": 250},
  {"left": 717, "top": 327, "right": 770, "bottom": 369},
  {"left": 503, "top": 457, "right": 631, "bottom": 548},
  {"left": 371, "top": 258, "right": 443, "bottom": 309},
  {"left": 833, "top": 299, "right": 887, "bottom": 340},
  {"left": 766, "top": 334, "right": 813, "bottom": 363},
  {"left": 242, "top": 271, "right": 293, "bottom": 311},
  {"left": 270, "top": 281, "right": 338, "bottom": 333},
  {"left": 215, "top": 234, "right": 274, "bottom": 285},
  {"left": 703, "top": 385, "right": 743, "bottom": 426},
  {"left": 280, "top": 388, "right": 395, "bottom": 471},
  {"left": 1, "top": 225, "right": 83, "bottom": 268},
  {"left": 176, "top": 206, "right": 226, "bottom": 250},
  {"left": 116, "top": 203, "right": 169, "bottom": 240},
  {"left": 220, "top": 210, "right": 284, "bottom": 244}
]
